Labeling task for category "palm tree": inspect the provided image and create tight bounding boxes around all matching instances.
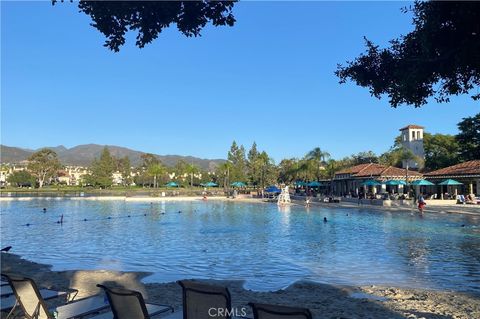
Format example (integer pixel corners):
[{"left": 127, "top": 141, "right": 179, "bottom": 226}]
[
  {"left": 218, "top": 161, "right": 232, "bottom": 190},
  {"left": 147, "top": 163, "right": 165, "bottom": 188},
  {"left": 306, "top": 147, "right": 331, "bottom": 180},
  {"left": 398, "top": 148, "right": 424, "bottom": 197},
  {"left": 185, "top": 163, "right": 199, "bottom": 187}
]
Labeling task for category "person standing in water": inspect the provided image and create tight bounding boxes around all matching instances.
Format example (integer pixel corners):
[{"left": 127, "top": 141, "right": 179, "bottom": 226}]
[{"left": 418, "top": 194, "right": 426, "bottom": 214}]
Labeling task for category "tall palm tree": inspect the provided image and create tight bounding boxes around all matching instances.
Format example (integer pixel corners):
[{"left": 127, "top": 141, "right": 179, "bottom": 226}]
[
  {"left": 219, "top": 161, "right": 232, "bottom": 190},
  {"left": 147, "top": 163, "right": 165, "bottom": 188},
  {"left": 306, "top": 147, "right": 331, "bottom": 180},
  {"left": 398, "top": 148, "right": 424, "bottom": 197},
  {"left": 185, "top": 163, "right": 199, "bottom": 187}
]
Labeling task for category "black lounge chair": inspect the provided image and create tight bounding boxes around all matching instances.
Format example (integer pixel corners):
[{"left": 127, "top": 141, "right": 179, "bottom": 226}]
[
  {"left": 94, "top": 284, "right": 173, "bottom": 319},
  {"left": 248, "top": 303, "right": 313, "bottom": 319},
  {"left": 2, "top": 273, "right": 108, "bottom": 319},
  {"left": 163, "top": 280, "right": 233, "bottom": 319}
]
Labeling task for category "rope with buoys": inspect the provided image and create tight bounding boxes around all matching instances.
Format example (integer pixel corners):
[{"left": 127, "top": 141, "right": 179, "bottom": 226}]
[{"left": 5, "top": 210, "right": 183, "bottom": 228}]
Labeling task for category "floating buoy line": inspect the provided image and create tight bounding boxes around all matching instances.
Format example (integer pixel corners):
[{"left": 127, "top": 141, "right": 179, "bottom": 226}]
[{"left": 1, "top": 210, "right": 183, "bottom": 228}]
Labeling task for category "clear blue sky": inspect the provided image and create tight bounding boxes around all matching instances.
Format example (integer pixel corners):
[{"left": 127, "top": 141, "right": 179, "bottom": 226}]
[{"left": 2, "top": 1, "right": 479, "bottom": 162}]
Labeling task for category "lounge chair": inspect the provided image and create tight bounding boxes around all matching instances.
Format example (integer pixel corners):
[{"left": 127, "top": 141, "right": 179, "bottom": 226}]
[
  {"left": 92, "top": 284, "right": 173, "bottom": 319},
  {"left": 1, "top": 273, "right": 108, "bottom": 319},
  {"left": 1, "top": 288, "right": 72, "bottom": 313},
  {"left": 163, "top": 280, "right": 233, "bottom": 319},
  {"left": 248, "top": 303, "right": 312, "bottom": 319}
]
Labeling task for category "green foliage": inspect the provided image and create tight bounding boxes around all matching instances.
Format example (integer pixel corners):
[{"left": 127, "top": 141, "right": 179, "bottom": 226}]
[
  {"left": 227, "top": 141, "right": 247, "bottom": 182},
  {"left": 247, "top": 142, "right": 260, "bottom": 186},
  {"left": 55, "top": 1, "right": 237, "bottom": 52},
  {"left": 185, "top": 163, "right": 200, "bottom": 187},
  {"left": 117, "top": 156, "right": 132, "bottom": 186},
  {"left": 306, "top": 147, "right": 331, "bottom": 180},
  {"left": 7, "top": 170, "right": 36, "bottom": 187},
  {"left": 27, "top": 149, "right": 62, "bottom": 188},
  {"left": 336, "top": 1, "right": 480, "bottom": 107},
  {"left": 141, "top": 153, "right": 160, "bottom": 168},
  {"left": 216, "top": 161, "right": 233, "bottom": 189},
  {"left": 257, "top": 151, "right": 277, "bottom": 189},
  {"left": 456, "top": 113, "right": 480, "bottom": 161},
  {"left": 350, "top": 151, "right": 378, "bottom": 165},
  {"left": 277, "top": 158, "right": 300, "bottom": 184},
  {"left": 379, "top": 146, "right": 424, "bottom": 170},
  {"left": 147, "top": 163, "right": 166, "bottom": 188},
  {"left": 423, "top": 133, "right": 459, "bottom": 171},
  {"left": 87, "top": 147, "right": 115, "bottom": 188},
  {"left": 379, "top": 148, "right": 403, "bottom": 167}
]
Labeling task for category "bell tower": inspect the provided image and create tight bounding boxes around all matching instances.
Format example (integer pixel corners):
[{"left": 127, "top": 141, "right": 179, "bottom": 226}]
[{"left": 399, "top": 125, "right": 425, "bottom": 170}]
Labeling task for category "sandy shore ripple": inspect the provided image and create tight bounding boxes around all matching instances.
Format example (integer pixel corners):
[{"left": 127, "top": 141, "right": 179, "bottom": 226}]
[{"left": 1, "top": 253, "right": 479, "bottom": 319}]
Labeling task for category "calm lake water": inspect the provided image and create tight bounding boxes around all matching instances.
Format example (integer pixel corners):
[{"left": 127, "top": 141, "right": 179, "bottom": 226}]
[{"left": 1, "top": 199, "right": 479, "bottom": 294}]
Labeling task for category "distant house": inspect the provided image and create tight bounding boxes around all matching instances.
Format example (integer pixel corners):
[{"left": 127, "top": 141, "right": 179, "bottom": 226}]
[
  {"left": 332, "top": 163, "right": 423, "bottom": 196},
  {"left": 424, "top": 160, "right": 480, "bottom": 195}
]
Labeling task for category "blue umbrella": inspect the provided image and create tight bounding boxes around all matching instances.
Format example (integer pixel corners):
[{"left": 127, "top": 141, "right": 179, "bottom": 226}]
[
  {"left": 265, "top": 186, "right": 281, "bottom": 193},
  {"left": 438, "top": 179, "right": 463, "bottom": 186},
  {"left": 166, "top": 181, "right": 179, "bottom": 187},
  {"left": 295, "top": 181, "right": 307, "bottom": 186},
  {"left": 307, "top": 181, "right": 322, "bottom": 187},
  {"left": 231, "top": 181, "right": 247, "bottom": 187},
  {"left": 205, "top": 182, "right": 218, "bottom": 187},
  {"left": 411, "top": 180, "right": 435, "bottom": 186},
  {"left": 384, "top": 180, "right": 407, "bottom": 186},
  {"left": 361, "top": 180, "right": 381, "bottom": 186}
]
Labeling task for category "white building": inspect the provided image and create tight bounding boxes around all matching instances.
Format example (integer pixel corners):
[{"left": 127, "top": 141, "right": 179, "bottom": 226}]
[{"left": 399, "top": 124, "right": 425, "bottom": 170}]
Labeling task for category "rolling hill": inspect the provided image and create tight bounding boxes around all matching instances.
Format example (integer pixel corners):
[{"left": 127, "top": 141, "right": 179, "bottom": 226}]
[{"left": 0, "top": 144, "right": 224, "bottom": 171}]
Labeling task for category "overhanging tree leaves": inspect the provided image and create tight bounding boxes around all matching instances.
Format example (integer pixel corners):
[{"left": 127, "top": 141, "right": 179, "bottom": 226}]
[
  {"left": 336, "top": 1, "right": 480, "bottom": 107},
  {"left": 54, "top": 0, "right": 237, "bottom": 52},
  {"left": 456, "top": 112, "right": 480, "bottom": 161}
]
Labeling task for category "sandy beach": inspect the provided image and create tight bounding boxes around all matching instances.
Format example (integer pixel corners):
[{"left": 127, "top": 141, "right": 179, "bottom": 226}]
[{"left": 1, "top": 253, "right": 479, "bottom": 319}]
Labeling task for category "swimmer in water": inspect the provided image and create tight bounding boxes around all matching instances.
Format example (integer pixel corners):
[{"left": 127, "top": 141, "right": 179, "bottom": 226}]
[{"left": 323, "top": 217, "right": 327, "bottom": 223}]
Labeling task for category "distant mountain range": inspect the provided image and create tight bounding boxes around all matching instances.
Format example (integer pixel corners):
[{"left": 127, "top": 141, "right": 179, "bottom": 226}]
[{"left": 0, "top": 144, "right": 225, "bottom": 171}]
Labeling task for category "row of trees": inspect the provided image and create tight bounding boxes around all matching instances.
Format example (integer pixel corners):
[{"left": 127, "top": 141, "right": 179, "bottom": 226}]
[
  {"left": 6, "top": 113, "right": 479, "bottom": 188},
  {"left": 219, "top": 113, "right": 480, "bottom": 185}
]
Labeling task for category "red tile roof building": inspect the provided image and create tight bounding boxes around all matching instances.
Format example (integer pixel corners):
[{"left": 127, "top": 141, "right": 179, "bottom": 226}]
[
  {"left": 333, "top": 163, "right": 422, "bottom": 196},
  {"left": 424, "top": 160, "right": 480, "bottom": 195},
  {"left": 424, "top": 160, "right": 480, "bottom": 178}
]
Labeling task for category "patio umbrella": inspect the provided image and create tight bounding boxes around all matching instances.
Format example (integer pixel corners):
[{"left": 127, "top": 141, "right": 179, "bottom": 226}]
[
  {"left": 265, "top": 186, "right": 281, "bottom": 193},
  {"left": 361, "top": 180, "right": 381, "bottom": 186},
  {"left": 411, "top": 180, "right": 435, "bottom": 186},
  {"left": 295, "top": 181, "right": 307, "bottom": 187},
  {"left": 231, "top": 181, "right": 246, "bottom": 187},
  {"left": 438, "top": 179, "right": 463, "bottom": 185},
  {"left": 307, "top": 181, "right": 322, "bottom": 187},
  {"left": 384, "top": 180, "right": 407, "bottom": 186},
  {"left": 438, "top": 179, "right": 463, "bottom": 198},
  {"left": 205, "top": 182, "right": 218, "bottom": 187},
  {"left": 165, "top": 181, "right": 179, "bottom": 187}
]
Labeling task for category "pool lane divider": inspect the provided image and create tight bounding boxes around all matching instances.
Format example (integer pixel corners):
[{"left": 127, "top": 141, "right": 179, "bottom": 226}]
[{"left": 14, "top": 210, "right": 176, "bottom": 227}]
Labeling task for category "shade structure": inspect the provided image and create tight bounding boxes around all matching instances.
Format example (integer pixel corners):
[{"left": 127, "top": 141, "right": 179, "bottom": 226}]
[
  {"left": 295, "top": 181, "right": 307, "bottom": 186},
  {"left": 361, "top": 180, "right": 381, "bottom": 186},
  {"left": 165, "top": 181, "right": 179, "bottom": 187},
  {"left": 438, "top": 179, "right": 463, "bottom": 186},
  {"left": 384, "top": 180, "right": 407, "bottom": 186},
  {"left": 231, "top": 181, "right": 246, "bottom": 187},
  {"left": 307, "top": 181, "right": 322, "bottom": 187},
  {"left": 265, "top": 186, "right": 281, "bottom": 193},
  {"left": 411, "top": 179, "right": 435, "bottom": 186},
  {"left": 204, "top": 182, "right": 218, "bottom": 187}
]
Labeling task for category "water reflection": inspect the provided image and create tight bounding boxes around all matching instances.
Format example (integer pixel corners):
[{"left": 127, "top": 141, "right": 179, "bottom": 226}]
[{"left": 1, "top": 199, "right": 479, "bottom": 294}]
